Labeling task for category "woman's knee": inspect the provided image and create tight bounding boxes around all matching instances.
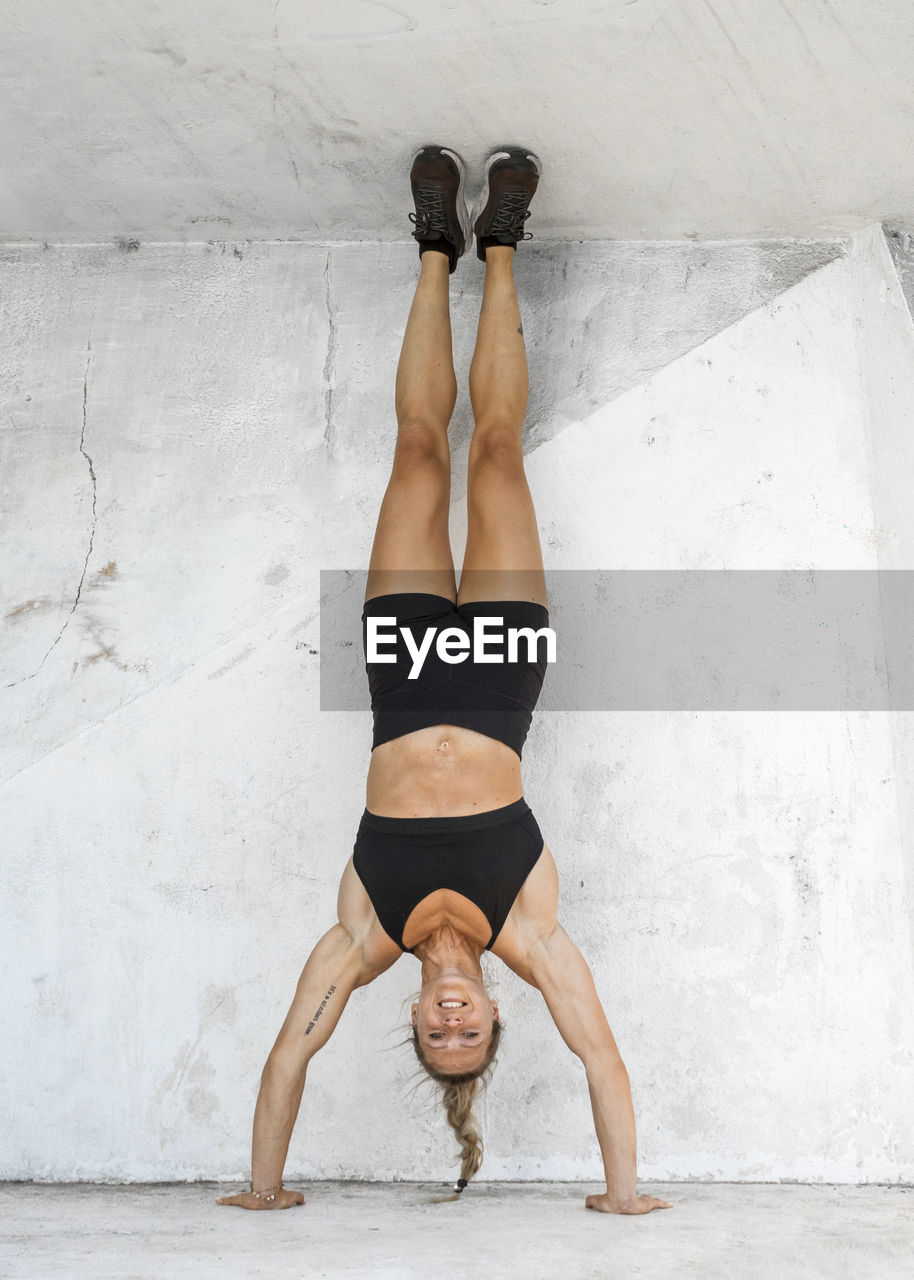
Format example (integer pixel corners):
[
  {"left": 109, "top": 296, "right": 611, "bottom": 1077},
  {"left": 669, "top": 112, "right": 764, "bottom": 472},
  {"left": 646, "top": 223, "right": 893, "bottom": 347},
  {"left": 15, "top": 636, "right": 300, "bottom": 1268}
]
[
  {"left": 392, "top": 419, "right": 450, "bottom": 477},
  {"left": 468, "top": 420, "right": 524, "bottom": 475}
]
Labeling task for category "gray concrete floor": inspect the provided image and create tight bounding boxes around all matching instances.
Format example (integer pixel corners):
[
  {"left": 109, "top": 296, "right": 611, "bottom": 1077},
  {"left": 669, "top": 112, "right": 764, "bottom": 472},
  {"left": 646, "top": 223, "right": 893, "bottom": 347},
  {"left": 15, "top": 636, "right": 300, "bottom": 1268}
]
[{"left": 1, "top": 1182, "right": 911, "bottom": 1280}]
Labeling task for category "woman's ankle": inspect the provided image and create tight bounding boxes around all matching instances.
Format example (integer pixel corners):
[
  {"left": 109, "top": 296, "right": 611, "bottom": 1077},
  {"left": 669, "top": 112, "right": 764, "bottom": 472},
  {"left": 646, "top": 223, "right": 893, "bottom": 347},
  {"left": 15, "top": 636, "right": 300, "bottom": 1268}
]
[{"left": 483, "top": 244, "right": 516, "bottom": 270}]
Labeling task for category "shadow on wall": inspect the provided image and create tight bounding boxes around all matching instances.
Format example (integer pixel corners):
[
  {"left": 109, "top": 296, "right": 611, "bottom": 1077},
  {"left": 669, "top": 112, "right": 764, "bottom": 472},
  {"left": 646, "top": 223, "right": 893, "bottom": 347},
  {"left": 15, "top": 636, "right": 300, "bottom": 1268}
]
[{"left": 513, "top": 238, "right": 845, "bottom": 454}]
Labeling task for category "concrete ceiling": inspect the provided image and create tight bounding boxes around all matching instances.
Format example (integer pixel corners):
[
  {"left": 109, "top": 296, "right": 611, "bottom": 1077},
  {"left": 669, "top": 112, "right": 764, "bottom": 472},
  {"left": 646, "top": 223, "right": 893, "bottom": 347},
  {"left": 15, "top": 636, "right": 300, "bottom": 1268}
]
[{"left": 3, "top": 0, "right": 914, "bottom": 243}]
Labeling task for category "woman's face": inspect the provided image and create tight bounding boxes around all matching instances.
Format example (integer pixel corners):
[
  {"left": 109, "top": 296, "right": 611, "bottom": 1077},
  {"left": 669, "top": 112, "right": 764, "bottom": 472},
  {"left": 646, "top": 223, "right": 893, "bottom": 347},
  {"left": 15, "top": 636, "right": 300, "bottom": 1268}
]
[{"left": 412, "top": 975, "right": 499, "bottom": 1074}]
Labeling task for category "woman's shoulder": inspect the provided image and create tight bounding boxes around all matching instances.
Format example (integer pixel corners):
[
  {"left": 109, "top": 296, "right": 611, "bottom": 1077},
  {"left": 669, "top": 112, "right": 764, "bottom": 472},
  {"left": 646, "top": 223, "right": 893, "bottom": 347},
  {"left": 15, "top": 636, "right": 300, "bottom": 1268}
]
[
  {"left": 489, "top": 840, "right": 559, "bottom": 978},
  {"left": 337, "top": 855, "right": 403, "bottom": 976}
]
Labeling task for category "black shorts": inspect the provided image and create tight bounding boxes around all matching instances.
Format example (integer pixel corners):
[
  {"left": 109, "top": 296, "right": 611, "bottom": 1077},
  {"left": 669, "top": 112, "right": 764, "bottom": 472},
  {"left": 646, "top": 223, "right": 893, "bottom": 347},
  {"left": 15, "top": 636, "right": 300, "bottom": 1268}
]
[{"left": 362, "top": 592, "right": 550, "bottom": 758}]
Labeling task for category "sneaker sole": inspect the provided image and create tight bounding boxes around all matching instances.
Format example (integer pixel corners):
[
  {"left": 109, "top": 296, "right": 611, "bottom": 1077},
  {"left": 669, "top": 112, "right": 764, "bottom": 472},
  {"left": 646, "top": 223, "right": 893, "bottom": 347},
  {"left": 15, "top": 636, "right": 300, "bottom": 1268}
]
[
  {"left": 410, "top": 144, "right": 472, "bottom": 260},
  {"left": 470, "top": 147, "right": 542, "bottom": 240}
]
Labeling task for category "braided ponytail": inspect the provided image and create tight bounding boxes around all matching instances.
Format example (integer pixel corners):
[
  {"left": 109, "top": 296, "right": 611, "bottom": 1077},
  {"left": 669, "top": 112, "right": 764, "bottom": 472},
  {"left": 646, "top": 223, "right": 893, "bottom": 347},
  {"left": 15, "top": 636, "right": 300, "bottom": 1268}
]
[
  {"left": 442, "top": 1076, "right": 484, "bottom": 1183},
  {"left": 411, "top": 1019, "right": 502, "bottom": 1200}
]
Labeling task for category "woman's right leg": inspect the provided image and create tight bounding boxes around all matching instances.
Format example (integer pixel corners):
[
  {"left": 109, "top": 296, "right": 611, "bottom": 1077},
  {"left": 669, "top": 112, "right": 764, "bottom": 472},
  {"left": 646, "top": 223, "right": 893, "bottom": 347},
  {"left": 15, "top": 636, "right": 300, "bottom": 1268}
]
[
  {"left": 458, "top": 245, "right": 547, "bottom": 609},
  {"left": 365, "top": 248, "right": 458, "bottom": 604}
]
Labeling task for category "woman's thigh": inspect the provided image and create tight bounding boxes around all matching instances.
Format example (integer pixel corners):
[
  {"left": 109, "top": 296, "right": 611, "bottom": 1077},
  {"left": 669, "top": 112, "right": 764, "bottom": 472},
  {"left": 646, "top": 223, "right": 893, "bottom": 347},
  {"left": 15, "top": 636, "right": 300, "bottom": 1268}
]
[
  {"left": 364, "top": 426, "right": 458, "bottom": 605},
  {"left": 458, "top": 428, "right": 547, "bottom": 608}
]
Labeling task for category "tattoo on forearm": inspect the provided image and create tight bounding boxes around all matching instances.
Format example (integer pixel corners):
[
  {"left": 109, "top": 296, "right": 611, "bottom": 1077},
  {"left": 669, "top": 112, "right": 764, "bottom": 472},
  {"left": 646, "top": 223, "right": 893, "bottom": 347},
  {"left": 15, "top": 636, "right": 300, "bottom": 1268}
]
[{"left": 304, "top": 985, "right": 337, "bottom": 1036}]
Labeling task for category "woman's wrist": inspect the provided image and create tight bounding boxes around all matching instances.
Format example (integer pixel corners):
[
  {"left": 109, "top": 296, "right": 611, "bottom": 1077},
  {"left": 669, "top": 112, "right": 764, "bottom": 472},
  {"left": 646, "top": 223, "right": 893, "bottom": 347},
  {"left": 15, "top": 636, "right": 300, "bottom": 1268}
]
[
  {"left": 249, "top": 1180, "right": 284, "bottom": 1202},
  {"left": 606, "top": 1188, "right": 638, "bottom": 1208}
]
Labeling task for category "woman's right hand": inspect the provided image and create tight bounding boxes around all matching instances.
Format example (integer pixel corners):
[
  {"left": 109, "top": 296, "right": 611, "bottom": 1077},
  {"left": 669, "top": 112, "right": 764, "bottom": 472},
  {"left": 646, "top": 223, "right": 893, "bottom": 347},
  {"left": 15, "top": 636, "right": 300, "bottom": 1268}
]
[
  {"left": 216, "top": 1188, "right": 305, "bottom": 1210},
  {"left": 585, "top": 1191, "right": 672, "bottom": 1214}
]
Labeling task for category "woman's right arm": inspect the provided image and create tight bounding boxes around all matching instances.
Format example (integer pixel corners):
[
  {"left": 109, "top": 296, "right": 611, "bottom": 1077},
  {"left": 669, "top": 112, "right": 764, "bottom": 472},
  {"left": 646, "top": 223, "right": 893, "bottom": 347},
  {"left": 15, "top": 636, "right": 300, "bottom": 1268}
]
[{"left": 216, "top": 916, "right": 391, "bottom": 1209}]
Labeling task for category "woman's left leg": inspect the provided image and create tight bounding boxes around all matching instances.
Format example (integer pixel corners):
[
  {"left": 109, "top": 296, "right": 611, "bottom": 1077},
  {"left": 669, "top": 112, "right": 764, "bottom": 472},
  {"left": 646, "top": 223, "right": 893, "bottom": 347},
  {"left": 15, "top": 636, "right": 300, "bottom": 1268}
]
[
  {"left": 458, "top": 245, "right": 548, "bottom": 608},
  {"left": 365, "top": 248, "right": 459, "bottom": 604}
]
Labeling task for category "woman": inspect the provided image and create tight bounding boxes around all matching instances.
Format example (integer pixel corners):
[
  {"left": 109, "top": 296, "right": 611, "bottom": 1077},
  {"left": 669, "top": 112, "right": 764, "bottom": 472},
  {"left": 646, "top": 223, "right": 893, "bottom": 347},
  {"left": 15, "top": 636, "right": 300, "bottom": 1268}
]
[{"left": 217, "top": 145, "right": 671, "bottom": 1215}]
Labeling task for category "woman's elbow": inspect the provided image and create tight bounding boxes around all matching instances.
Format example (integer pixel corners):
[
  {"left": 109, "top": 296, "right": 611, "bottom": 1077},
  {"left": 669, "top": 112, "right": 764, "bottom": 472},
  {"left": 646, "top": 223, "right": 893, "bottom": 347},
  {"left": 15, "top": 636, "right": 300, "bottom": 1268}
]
[
  {"left": 261, "top": 1049, "right": 308, "bottom": 1090},
  {"left": 581, "top": 1041, "right": 629, "bottom": 1079}
]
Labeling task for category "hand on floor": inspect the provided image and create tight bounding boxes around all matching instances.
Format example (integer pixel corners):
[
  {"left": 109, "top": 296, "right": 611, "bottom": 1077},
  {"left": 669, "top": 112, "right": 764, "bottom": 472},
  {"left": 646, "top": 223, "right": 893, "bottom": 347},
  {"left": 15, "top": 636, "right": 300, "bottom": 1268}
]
[
  {"left": 585, "top": 1191, "right": 672, "bottom": 1214},
  {"left": 216, "top": 1188, "right": 306, "bottom": 1210}
]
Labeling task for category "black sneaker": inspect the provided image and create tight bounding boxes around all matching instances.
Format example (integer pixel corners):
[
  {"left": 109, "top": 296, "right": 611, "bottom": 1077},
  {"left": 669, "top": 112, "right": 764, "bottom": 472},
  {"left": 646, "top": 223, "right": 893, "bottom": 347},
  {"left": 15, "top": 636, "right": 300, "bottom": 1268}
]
[
  {"left": 471, "top": 147, "right": 541, "bottom": 261},
  {"left": 408, "top": 145, "right": 471, "bottom": 274}
]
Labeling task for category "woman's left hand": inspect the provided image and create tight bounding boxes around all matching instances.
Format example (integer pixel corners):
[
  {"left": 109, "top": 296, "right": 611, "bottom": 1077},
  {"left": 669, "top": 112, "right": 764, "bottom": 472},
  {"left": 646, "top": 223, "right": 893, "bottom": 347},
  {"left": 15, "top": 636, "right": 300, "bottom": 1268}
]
[
  {"left": 585, "top": 1192, "right": 672, "bottom": 1214},
  {"left": 216, "top": 1188, "right": 306, "bottom": 1210}
]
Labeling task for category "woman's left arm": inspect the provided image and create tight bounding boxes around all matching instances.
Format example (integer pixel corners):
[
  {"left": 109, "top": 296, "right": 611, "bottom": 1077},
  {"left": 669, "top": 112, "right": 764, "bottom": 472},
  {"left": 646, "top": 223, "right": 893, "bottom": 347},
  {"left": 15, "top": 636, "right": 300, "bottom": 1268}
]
[{"left": 524, "top": 922, "right": 672, "bottom": 1215}]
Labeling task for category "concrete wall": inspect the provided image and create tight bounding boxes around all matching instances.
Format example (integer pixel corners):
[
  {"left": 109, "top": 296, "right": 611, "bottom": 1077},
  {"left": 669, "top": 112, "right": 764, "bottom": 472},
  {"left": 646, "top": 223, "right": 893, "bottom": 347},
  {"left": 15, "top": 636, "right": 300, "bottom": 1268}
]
[
  {"left": 1, "top": 226, "right": 912, "bottom": 1182},
  {"left": 4, "top": 0, "right": 914, "bottom": 242}
]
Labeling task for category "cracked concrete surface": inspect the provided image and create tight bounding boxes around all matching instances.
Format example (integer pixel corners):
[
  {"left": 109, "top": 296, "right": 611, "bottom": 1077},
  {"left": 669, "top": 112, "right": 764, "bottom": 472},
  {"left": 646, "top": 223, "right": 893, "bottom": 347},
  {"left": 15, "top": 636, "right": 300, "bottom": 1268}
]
[
  {"left": 323, "top": 248, "right": 338, "bottom": 454},
  {"left": 3, "top": 340, "right": 97, "bottom": 689}
]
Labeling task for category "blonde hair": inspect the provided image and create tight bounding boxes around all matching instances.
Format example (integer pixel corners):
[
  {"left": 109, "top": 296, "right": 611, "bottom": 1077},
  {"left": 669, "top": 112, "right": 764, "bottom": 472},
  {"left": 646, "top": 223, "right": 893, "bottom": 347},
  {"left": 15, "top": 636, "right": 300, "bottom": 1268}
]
[{"left": 411, "top": 1019, "right": 502, "bottom": 1195}]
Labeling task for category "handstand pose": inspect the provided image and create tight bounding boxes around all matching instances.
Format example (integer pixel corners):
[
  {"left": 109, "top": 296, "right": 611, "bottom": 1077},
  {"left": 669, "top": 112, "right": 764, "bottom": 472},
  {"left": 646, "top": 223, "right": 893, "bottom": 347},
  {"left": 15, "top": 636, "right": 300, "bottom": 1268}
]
[{"left": 217, "top": 146, "right": 671, "bottom": 1215}]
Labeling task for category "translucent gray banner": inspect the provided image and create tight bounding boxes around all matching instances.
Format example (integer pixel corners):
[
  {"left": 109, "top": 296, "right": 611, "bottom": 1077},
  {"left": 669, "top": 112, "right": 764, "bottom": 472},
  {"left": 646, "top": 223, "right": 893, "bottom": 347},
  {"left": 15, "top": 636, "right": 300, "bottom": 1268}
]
[{"left": 319, "top": 569, "right": 914, "bottom": 711}]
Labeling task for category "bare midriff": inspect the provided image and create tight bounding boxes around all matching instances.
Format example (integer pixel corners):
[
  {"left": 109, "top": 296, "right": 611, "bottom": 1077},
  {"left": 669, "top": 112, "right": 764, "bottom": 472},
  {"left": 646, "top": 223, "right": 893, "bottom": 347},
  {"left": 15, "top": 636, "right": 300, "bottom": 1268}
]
[{"left": 365, "top": 724, "right": 524, "bottom": 817}]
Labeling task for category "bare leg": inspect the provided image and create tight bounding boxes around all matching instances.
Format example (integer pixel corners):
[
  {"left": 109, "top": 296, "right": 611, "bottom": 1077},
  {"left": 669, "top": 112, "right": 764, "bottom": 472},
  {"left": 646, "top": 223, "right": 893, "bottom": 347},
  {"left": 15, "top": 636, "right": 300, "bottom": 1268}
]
[
  {"left": 459, "top": 246, "right": 547, "bottom": 607},
  {"left": 365, "top": 250, "right": 458, "bottom": 604}
]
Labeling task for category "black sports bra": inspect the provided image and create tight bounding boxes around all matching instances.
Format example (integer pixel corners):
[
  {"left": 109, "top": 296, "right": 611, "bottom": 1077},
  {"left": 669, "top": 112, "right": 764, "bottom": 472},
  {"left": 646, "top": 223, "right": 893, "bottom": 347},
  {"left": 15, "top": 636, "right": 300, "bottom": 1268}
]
[{"left": 352, "top": 797, "right": 544, "bottom": 951}]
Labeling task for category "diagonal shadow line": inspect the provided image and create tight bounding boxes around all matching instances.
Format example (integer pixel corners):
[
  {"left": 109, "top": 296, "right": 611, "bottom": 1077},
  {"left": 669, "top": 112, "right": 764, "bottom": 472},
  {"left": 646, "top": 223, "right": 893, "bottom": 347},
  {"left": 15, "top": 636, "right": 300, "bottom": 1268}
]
[
  {"left": 0, "top": 594, "right": 323, "bottom": 792},
  {"left": 446, "top": 239, "right": 860, "bottom": 552},
  {"left": 516, "top": 237, "right": 850, "bottom": 458},
  {"left": 0, "top": 237, "right": 861, "bottom": 790}
]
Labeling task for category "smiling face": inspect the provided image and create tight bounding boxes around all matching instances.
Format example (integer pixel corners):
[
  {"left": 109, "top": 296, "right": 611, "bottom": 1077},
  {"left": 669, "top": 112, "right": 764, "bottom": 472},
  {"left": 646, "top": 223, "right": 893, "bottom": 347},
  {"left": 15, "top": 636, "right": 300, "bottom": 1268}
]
[{"left": 411, "top": 975, "right": 500, "bottom": 1076}]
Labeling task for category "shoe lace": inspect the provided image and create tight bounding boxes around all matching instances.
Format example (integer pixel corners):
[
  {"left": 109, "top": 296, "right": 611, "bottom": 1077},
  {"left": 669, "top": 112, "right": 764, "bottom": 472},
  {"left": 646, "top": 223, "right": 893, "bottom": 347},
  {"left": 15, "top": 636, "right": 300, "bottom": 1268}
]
[
  {"left": 409, "top": 184, "right": 448, "bottom": 237},
  {"left": 489, "top": 191, "right": 534, "bottom": 240}
]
